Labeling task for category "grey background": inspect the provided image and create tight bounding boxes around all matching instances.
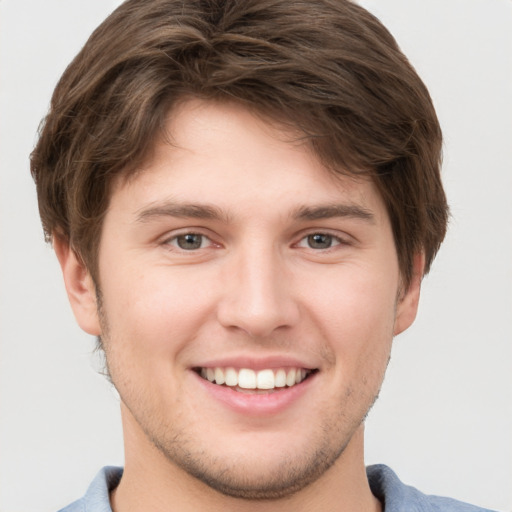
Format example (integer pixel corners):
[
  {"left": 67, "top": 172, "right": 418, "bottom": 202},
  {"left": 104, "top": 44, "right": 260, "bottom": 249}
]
[{"left": 1, "top": 0, "right": 511, "bottom": 510}]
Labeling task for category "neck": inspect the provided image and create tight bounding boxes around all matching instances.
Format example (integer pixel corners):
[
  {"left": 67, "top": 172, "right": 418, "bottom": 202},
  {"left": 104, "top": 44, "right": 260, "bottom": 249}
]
[{"left": 111, "top": 410, "right": 381, "bottom": 512}]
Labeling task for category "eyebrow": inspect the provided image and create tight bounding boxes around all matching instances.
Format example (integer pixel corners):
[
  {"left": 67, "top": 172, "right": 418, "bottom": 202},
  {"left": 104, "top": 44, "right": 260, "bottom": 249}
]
[
  {"left": 134, "top": 201, "right": 374, "bottom": 224},
  {"left": 135, "top": 201, "right": 229, "bottom": 223},
  {"left": 292, "top": 204, "right": 375, "bottom": 223}
]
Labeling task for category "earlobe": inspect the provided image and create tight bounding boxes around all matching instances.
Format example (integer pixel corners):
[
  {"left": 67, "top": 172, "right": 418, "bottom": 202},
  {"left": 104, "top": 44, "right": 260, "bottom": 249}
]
[
  {"left": 53, "top": 235, "right": 102, "bottom": 336},
  {"left": 393, "top": 252, "right": 425, "bottom": 336}
]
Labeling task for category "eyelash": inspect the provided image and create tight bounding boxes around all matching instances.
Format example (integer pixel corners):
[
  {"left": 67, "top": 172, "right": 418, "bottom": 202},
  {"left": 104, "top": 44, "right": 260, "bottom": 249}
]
[
  {"left": 295, "top": 232, "right": 348, "bottom": 250},
  {"left": 162, "top": 231, "right": 350, "bottom": 252},
  {"left": 164, "top": 232, "right": 216, "bottom": 251}
]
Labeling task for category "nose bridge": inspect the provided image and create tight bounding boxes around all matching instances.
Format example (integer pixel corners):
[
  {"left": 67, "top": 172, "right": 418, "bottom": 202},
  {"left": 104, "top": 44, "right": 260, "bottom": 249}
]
[{"left": 217, "top": 239, "right": 298, "bottom": 337}]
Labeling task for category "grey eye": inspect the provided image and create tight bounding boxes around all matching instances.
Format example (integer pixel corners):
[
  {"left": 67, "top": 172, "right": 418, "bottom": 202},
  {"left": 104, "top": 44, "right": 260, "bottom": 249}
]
[
  {"left": 307, "top": 233, "right": 333, "bottom": 249},
  {"left": 176, "top": 233, "right": 204, "bottom": 250}
]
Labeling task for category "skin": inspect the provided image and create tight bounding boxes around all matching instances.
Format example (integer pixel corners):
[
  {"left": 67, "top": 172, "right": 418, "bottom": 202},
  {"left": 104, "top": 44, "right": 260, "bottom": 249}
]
[{"left": 56, "top": 99, "right": 423, "bottom": 512}]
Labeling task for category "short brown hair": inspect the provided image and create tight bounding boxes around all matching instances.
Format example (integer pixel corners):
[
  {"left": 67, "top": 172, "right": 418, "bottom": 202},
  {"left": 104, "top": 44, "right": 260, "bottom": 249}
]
[{"left": 31, "top": 0, "right": 448, "bottom": 289}]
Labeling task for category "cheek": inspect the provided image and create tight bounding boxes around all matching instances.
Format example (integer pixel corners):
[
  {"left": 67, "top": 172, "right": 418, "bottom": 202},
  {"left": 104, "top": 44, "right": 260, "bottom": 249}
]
[
  {"left": 305, "top": 264, "right": 398, "bottom": 370},
  {"left": 99, "top": 265, "right": 218, "bottom": 362},
  {"left": 98, "top": 270, "right": 212, "bottom": 409}
]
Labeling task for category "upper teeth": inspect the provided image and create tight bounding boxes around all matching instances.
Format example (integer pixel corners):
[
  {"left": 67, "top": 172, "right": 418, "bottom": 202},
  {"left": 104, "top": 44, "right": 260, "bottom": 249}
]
[{"left": 200, "top": 367, "right": 309, "bottom": 390}]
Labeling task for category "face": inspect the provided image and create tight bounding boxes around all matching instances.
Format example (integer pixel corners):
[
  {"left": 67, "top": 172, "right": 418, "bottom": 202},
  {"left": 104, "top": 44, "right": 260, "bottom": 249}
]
[{"left": 61, "top": 99, "right": 421, "bottom": 500}]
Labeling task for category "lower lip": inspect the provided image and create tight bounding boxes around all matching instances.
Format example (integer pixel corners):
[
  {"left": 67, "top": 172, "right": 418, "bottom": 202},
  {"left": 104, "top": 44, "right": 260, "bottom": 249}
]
[{"left": 192, "top": 371, "right": 317, "bottom": 416}]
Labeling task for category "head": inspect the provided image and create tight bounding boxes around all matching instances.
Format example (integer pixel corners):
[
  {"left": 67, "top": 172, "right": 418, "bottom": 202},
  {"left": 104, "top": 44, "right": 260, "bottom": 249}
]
[
  {"left": 31, "top": 0, "right": 447, "bottom": 292},
  {"left": 30, "top": 0, "right": 448, "bottom": 503}
]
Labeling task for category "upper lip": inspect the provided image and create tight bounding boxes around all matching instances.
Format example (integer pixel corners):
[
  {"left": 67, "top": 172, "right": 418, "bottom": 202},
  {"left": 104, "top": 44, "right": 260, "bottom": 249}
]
[{"left": 191, "top": 355, "right": 319, "bottom": 371}]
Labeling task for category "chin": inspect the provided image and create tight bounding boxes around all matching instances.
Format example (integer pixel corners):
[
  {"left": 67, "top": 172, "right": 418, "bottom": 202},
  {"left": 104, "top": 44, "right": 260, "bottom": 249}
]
[
  {"left": 167, "top": 447, "right": 344, "bottom": 500},
  {"left": 145, "top": 421, "right": 351, "bottom": 501}
]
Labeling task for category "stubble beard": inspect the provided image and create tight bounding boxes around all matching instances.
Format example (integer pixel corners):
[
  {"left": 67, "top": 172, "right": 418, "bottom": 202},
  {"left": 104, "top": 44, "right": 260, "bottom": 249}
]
[
  {"left": 96, "top": 292, "right": 384, "bottom": 501},
  {"left": 115, "top": 374, "right": 381, "bottom": 501},
  {"left": 142, "top": 414, "right": 352, "bottom": 500}
]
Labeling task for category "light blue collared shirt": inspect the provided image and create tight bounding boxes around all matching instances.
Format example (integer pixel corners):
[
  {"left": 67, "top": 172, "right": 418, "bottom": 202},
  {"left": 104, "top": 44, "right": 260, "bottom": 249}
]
[{"left": 58, "top": 464, "right": 496, "bottom": 511}]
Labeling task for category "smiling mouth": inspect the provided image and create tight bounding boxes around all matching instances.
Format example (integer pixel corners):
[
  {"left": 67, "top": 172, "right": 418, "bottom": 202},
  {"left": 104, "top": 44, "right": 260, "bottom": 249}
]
[{"left": 195, "top": 367, "right": 317, "bottom": 392}]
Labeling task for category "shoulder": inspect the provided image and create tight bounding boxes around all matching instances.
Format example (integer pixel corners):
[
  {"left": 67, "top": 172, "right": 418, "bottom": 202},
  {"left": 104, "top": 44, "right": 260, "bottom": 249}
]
[
  {"left": 366, "top": 464, "right": 497, "bottom": 512},
  {"left": 57, "top": 466, "right": 123, "bottom": 512}
]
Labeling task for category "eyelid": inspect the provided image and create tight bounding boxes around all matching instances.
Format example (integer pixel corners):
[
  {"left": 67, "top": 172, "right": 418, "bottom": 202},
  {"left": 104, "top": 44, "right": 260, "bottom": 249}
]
[
  {"left": 160, "top": 228, "right": 221, "bottom": 250},
  {"left": 157, "top": 227, "right": 354, "bottom": 251},
  {"left": 294, "top": 229, "right": 353, "bottom": 248},
  {"left": 168, "top": 234, "right": 209, "bottom": 250}
]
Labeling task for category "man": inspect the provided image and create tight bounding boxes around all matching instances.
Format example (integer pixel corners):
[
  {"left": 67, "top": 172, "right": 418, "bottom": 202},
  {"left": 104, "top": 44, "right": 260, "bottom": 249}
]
[{"left": 29, "top": 0, "right": 495, "bottom": 510}]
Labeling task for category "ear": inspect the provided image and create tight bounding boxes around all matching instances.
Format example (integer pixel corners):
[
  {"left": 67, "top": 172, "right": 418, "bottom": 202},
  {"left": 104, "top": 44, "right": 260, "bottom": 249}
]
[
  {"left": 394, "top": 252, "right": 425, "bottom": 336},
  {"left": 53, "top": 235, "right": 101, "bottom": 336}
]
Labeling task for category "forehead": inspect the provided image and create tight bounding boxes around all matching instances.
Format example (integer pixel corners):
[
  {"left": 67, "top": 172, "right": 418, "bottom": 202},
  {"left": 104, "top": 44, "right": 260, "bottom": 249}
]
[{"left": 110, "top": 98, "right": 386, "bottom": 223}]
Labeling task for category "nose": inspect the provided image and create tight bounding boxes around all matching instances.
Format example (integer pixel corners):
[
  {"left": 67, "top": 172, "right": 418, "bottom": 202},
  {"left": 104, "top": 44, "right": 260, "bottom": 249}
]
[{"left": 216, "top": 245, "right": 300, "bottom": 338}]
